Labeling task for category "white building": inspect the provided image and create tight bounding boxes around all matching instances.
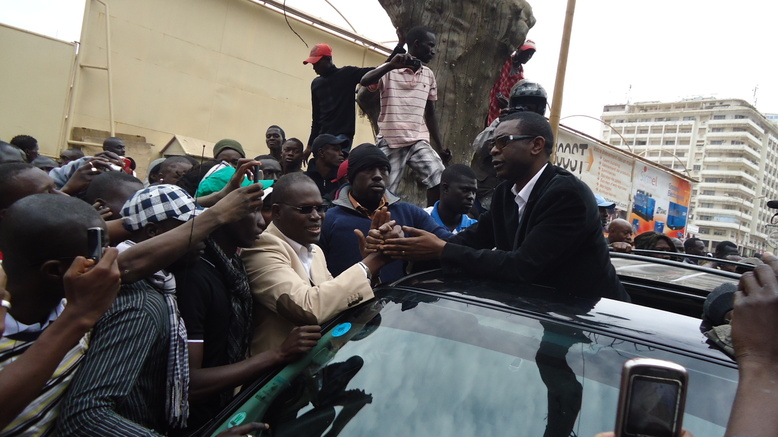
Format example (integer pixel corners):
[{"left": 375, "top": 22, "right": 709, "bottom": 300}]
[{"left": 600, "top": 98, "right": 778, "bottom": 255}]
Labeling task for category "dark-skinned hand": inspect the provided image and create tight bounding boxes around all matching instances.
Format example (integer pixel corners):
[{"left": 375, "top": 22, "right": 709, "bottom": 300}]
[
  {"left": 277, "top": 325, "right": 322, "bottom": 362},
  {"left": 734, "top": 252, "right": 778, "bottom": 368},
  {"left": 355, "top": 207, "right": 391, "bottom": 256},
  {"left": 379, "top": 226, "right": 446, "bottom": 261}
]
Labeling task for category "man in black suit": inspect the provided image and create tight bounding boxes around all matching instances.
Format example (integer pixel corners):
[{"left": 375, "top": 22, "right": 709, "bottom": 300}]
[{"left": 373, "top": 111, "right": 628, "bottom": 300}]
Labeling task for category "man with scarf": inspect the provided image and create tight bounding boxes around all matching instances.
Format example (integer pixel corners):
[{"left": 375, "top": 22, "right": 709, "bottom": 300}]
[
  {"left": 57, "top": 185, "right": 210, "bottom": 435},
  {"left": 172, "top": 186, "right": 321, "bottom": 432}
]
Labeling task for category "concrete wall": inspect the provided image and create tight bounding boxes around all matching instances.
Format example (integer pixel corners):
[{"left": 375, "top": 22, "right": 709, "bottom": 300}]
[
  {"left": 0, "top": 24, "right": 76, "bottom": 157},
  {"left": 72, "top": 0, "right": 387, "bottom": 170}
]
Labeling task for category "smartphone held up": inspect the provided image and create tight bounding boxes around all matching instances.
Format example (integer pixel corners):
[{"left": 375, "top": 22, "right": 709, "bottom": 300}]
[
  {"left": 87, "top": 227, "right": 105, "bottom": 262},
  {"left": 614, "top": 358, "right": 688, "bottom": 437}
]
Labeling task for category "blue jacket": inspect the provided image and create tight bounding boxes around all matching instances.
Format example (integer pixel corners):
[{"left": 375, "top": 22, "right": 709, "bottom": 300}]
[{"left": 321, "top": 185, "right": 453, "bottom": 283}]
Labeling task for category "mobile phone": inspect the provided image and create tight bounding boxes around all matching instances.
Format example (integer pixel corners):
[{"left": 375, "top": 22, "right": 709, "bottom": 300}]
[
  {"left": 405, "top": 57, "right": 421, "bottom": 69},
  {"left": 253, "top": 165, "right": 263, "bottom": 184},
  {"left": 87, "top": 227, "right": 104, "bottom": 262},
  {"left": 614, "top": 358, "right": 688, "bottom": 437}
]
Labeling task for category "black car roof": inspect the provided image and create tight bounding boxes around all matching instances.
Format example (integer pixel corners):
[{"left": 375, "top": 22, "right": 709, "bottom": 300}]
[{"left": 383, "top": 269, "right": 736, "bottom": 367}]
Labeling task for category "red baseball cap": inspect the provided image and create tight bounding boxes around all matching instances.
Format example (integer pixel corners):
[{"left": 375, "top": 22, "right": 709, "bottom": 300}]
[
  {"left": 303, "top": 44, "right": 333, "bottom": 65},
  {"left": 332, "top": 159, "right": 349, "bottom": 183}
]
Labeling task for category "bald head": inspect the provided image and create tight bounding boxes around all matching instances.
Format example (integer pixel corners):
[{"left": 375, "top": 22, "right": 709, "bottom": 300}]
[
  {"left": 0, "top": 163, "right": 58, "bottom": 211},
  {"left": 0, "top": 194, "right": 104, "bottom": 276},
  {"left": 607, "top": 219, "right": 633, "bottom": 245},
  {"left": 103, "top": 137, "right": 126, "bottom": 156},
  {"left": 0, "top": 141, "right": 26, "bottom": 164}
]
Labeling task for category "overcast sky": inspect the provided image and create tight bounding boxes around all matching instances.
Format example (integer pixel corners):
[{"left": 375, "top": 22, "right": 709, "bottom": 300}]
[{"left": 2, "top": 0, "right": 776, "bottom": 137}]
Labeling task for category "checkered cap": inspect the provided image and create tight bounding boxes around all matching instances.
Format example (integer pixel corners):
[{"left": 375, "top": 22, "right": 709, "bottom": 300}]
[{"left": 121, "top": 184, "right": 202, "bottom": 231}]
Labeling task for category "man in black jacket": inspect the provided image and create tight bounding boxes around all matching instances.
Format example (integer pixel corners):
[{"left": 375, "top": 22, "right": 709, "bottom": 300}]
[{"left": 373, "top": 111, "right": 628, "bottom": 301}]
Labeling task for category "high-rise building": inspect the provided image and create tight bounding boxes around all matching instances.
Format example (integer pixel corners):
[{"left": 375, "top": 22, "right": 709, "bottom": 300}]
[{"left": 600, "top": 98, "right": 778, "bottom": 255}]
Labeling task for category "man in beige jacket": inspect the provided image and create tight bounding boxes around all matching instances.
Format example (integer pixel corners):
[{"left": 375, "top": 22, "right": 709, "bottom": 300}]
[{"left": 242, "top": 173, "right": 392, "bottom": 354}]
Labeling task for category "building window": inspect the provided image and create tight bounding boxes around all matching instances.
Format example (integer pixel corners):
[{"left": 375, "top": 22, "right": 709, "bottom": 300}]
[
  {"left": 665, "top": 140, "right": 675, "bottom": 145},
  {"left": 711, "top": 128, "right": 725, "bottom": 132},
  {"left": 702, "top": 190, "right": 715, "bottom": 195},
  {"left": 701, "top": 203, "right": 714, "bottom": 208},
  {"left": 683, "top": 116, "right": 695, "bottom": 121},
  {"left": 655, "top": 117, "right": 665, "bottom": 122},
  {"left": 713, "top": 115, "right": 726, "bottom": 120},
  {"left": 710, "top": 141, "right": 724, "bottom": 145},
  {"left": 735, "top": 115, "right": 746, "bottom": 119},
  {"left": 714, "top": 230, "right": 726, "bottom": 236},
  {"left": 699, "top": 228, "right": 710, "bottom": 234},
  {"left": 693, "top": 165, "right": 701, "bottom": 170},
  {"left": 732, "top": 141, "right": 744, "bottom": 145}
]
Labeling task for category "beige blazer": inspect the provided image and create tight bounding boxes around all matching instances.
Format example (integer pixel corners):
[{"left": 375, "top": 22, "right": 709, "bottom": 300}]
[{"left": 242, "top": 222, "right": 374, "bottom": 354}]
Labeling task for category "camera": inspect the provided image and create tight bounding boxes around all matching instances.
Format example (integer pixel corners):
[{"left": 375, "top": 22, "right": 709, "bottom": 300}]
[{"left": 405, "top": 58, "right": 421, "bottom": 69}]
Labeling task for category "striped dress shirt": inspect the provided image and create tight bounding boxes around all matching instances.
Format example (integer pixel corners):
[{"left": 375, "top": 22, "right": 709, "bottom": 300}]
[{"left": 56, "top": 280, "right": 171, "bottom": 436}]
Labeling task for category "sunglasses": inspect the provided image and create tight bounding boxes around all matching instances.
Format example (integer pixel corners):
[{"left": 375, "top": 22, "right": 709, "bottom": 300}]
[
  {"left": 280, "top": 203, "right": 328, "bottom": 214},
  {"left": 489, "top": 134, "right": 536, "bottom": 150}
]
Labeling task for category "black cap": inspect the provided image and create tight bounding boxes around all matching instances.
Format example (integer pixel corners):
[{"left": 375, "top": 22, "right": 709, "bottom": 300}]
[
  {"left": 347, "top": 144, "right": 391, "bottom": 182},
  {"left": 311, "top": 134, "right": 349, "bottom": 158}
]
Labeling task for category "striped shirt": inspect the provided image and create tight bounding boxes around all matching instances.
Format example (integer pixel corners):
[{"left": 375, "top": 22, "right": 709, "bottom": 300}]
[
  {"left": 374, "top": 65, "right": 437, "bottom": 148},
  {"left": 56, "top": 280, "right": 171, "bottom": 436},
  {"left": 0, "top": 328, "right": 88, "bottom": 436}
]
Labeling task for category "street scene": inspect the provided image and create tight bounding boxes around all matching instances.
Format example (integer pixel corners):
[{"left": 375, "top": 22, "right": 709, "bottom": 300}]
[{"left": 1, "top": 1, "right": 778, "bottom": 436}]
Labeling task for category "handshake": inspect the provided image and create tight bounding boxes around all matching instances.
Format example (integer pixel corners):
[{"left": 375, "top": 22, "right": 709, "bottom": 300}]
[{"left": 356, "top": 207, "right": 446, "bottom": 262}]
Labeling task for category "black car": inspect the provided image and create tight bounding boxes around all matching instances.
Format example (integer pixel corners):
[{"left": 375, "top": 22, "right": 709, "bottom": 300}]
[{"left": 200, "top": 265, "right": 738, "bottom": 437}]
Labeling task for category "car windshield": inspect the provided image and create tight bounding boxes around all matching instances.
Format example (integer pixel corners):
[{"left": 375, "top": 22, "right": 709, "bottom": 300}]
[{"left": 209, "top": 290, "right": 737, "bottom": 437}]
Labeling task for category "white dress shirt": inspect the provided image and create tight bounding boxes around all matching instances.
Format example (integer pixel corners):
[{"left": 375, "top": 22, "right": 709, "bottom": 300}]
[{"left": 511, "top": 163, "right": 548, "bottom": 217}]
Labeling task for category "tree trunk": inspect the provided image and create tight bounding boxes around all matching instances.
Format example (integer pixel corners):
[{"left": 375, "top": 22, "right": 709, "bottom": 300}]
[{"left": 370, "top": 0, "right": 535, "bottom": 205}]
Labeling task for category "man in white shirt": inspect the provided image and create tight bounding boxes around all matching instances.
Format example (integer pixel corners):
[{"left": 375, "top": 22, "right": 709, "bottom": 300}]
[
  {"left": 372, "top": 112, "right": 628, "bottom": 300},
  {"left": 242, "top": 173, "right": 393, "bottom": 354}
]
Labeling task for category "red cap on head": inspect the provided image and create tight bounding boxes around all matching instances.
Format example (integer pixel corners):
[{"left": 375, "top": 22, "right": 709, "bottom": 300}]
[
  {"left": 332, "top": 159, "right": 349, "bottom": 183},
  {"left": 303, "top": 43, "right": 333, "bottom": 65}
]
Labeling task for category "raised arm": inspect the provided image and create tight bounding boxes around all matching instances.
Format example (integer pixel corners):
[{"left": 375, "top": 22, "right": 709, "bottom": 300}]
[
  {"left": 0, "top": 251, "right": 121, "bottom": 429},
  {"left": 118, "top": 183, "right": 263, "bottom": 284},
  {"left": 360, "top": 53, "right": 411, "bottom": 87},
  {"left": 726, "top": 253, "right": 778, "bottom": 437}
]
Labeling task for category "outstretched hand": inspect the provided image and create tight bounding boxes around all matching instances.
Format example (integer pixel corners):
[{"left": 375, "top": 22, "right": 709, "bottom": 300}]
[
  {"left": 379, "top": 226, "right": 446, "bottom": 261},
  {"left": 356, "top": 208, "right": 392, "bottom": 257}
]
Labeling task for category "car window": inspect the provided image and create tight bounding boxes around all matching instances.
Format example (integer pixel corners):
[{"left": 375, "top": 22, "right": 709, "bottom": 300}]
[
  {"left": 210, "top": 293, "right": 737, "bottom": 437},
  {"left": 612, "top": 256, "right": 738, "bottom": 293}
]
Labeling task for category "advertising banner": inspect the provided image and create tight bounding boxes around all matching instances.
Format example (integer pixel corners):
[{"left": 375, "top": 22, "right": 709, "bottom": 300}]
[
  {"left": 554, "top": 125, "right": 693, "bottom": 239},
  {"left": 629, "top": 164, "right": 692, "bottom": 239}
]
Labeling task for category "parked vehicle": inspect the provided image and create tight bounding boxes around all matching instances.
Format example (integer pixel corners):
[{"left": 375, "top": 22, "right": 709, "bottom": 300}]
[{"left": 200, "top": 262, "right": 738, "bottom": 437}]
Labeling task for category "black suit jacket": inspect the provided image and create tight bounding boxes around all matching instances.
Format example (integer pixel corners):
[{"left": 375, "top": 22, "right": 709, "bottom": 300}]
[{"left": 441, "top": 164, "right": 628, "bottom": 301}]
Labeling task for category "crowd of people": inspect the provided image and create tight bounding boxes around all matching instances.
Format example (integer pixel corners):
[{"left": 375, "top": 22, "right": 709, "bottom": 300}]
[{"left": 0, "top": 25, "right": 776, "bottom": 437}]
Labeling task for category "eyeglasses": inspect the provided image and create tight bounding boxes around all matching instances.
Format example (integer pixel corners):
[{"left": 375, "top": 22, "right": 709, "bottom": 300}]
[
  {"left": 280, "top": 203, "right": 328, "bottom": 214},
  {"left": 489, "top": 134, "right": 536, "bottom": 150}
]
